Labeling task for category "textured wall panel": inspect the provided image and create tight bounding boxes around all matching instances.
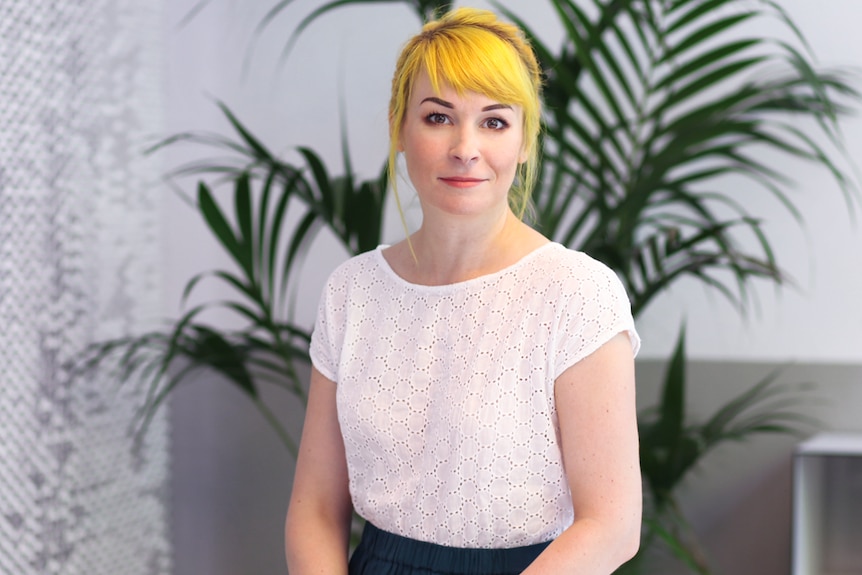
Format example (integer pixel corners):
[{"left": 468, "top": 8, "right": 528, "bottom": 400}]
[{"left": 0, "top": 1, "right": 169, "bottom": 573}]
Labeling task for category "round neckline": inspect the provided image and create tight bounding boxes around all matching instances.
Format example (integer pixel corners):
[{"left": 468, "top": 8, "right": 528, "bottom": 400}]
[{"left": 373, "top": 241, "right": 561, "bottom": 291}]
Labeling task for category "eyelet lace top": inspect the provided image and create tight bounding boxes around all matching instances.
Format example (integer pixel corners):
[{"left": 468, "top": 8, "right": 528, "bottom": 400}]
[{"left": 310, "top": 242, "right": 639, "bottom": 548}]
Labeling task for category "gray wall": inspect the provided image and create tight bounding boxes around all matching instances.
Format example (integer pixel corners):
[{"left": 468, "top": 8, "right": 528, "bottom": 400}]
[
  {"left": 634, "top": 361, "right": 862, "bottom": 575},
  {"left": 170, "top": 377, "right": 302, "bottom": 575},
  {"left": 169, "top": 360, "right": 862, "bottom": 575}
]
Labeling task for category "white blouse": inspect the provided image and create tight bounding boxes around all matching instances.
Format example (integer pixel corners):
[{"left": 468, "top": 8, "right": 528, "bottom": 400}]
[{"left": 310, "top": 243, "right": 639, "bottom": 548}]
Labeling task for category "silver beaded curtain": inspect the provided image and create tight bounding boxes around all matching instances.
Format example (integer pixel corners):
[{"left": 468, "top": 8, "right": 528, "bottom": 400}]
[{"left": 0, "top": 1, "right": 170, "bottom": 574}]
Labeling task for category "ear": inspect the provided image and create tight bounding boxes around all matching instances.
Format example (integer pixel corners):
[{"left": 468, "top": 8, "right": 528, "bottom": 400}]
[{"left": 518, "top": 144, "right": 529, "bottom": 164}]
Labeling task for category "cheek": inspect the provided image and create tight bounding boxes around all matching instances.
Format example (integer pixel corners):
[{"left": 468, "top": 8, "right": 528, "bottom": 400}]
[
  {"left": 403, "top": 142, "right": 433, "bottom": 184},
  {"left": 404, "top": 134, "right": 442, "bottom": 168},
  {"left": 497, "top": 145, "right": 526, "bottom": 174}
]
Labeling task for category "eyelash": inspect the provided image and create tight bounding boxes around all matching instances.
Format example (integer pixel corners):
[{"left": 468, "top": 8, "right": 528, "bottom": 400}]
[
  {"left": 425, "top": 112, "right": 449, "bottom": 125},
  {"left": 483, "top": 117, "right": 509, "bottom": 130},
  {"left": 423, "top": 112, "right": 510, "bottom": 130}
]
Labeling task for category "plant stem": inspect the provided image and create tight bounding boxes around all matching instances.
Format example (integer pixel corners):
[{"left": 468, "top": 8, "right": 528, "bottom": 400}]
[{"left": 252, "top": 394, "right": 298, "bottom": 458}]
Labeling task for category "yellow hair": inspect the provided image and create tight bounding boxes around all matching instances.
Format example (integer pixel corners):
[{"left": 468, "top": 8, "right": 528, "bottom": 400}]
[{"left": 388, "top": 7, "right": 544, "bottom": 226}]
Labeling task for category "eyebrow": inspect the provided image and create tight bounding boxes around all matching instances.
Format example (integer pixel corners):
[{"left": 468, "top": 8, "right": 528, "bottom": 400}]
[{"left": 420, "top": 97, "right": 512, "bottom": 112}]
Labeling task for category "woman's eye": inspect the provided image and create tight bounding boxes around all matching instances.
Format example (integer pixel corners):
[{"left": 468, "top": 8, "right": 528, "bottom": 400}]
[
  {"left": 426, "top": 113, "right": 449, "bottom": 125},
  {"left": 484, "top": 117, "right": 509, "bottom": 130}
]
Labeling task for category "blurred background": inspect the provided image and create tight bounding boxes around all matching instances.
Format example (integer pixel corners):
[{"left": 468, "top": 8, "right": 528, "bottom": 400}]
[{"left": 2, "top": 0, "right": 861, "bottom": 574}]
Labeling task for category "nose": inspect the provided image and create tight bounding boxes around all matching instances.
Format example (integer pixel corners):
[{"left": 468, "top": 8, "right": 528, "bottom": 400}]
[{"left": 450, "top": 126, "right": 479, "bottom": 165}]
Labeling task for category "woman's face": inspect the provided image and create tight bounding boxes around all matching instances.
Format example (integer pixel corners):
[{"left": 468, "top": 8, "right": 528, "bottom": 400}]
[{"left": 399, "top": 69, "right": 527, "bottom": 221}]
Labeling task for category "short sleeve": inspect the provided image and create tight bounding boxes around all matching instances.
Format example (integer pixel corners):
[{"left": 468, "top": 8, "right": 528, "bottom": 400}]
[
  {"left": 553, "top": 256, "right": 640, "bottom": 379},
  {"left": 309, "top": 273, "right": 340, "bottom": 382}
]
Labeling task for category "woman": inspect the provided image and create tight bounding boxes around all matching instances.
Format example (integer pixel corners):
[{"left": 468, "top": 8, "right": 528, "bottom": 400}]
[{"left": 285, "top": 7, "right": 642, "bottom": 575}]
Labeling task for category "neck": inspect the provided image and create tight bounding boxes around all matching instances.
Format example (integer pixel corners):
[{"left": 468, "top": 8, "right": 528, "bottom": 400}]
[{"left": 405, "top": 208, "right": 535, "bottom": 285}]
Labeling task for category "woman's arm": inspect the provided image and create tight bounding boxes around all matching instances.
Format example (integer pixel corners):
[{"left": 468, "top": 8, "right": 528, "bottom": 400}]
[
  {"left": 285, "top": 366, "right": 353, "bottom": 575},
  {"left": 524, "top": 332, "right": 642, "bottom": 575}
]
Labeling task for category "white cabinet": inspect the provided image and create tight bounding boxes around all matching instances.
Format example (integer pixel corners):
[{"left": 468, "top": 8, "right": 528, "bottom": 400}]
[{"left": 793, "top": 433, "right": 862, "bottom": 575}]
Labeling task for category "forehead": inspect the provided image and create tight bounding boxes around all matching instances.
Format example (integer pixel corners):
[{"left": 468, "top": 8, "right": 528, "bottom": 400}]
[
  {"left": 408, "top": 68, "right": 511, "bottom": 109},
  {"left": 409, "top": 69, "right": 449, "bottom": 99}
]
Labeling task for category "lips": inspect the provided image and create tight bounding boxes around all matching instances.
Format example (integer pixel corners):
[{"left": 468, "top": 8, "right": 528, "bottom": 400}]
[{"left": 439, "top": 176, "right": 486, "bottom": 188}]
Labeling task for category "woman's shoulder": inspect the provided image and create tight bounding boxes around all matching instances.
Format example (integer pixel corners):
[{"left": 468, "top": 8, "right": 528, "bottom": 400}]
[
  {"left": 323, "top": 246, "right": 387, "bottom": 287},
  {"left": 532, "top": 243, "right": 619, "bottom": 280},
  {"left": 528, "top": 244, "right": 631, "bottom": 306}
]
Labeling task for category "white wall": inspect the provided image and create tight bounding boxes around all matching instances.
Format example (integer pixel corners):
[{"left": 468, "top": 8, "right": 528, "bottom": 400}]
[
  {"left": 163, "top": 0, "right": 862, "bottom": 365},
  {"left": 161, "top": 0, "right": 561, "bottom": 324},
  {"left": 629, "top": 2, "right": 862, "bottom": 363}
]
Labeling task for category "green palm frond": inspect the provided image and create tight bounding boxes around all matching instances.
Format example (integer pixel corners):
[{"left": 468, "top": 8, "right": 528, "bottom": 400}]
[
  {"left": 501, "top": 0, "right": 858, "bottom": 318},
  {"left": 82, "top": 100, "right": 388, "bottom": 452},
  {"left": 150, "top": 101, "right": 387, "bottom": 258},
  {"left": 639, "top": 327, "right": 814, "bottom": 509},
  {"left": 632, "top": 325, "right": 815, "bottom": 573}
]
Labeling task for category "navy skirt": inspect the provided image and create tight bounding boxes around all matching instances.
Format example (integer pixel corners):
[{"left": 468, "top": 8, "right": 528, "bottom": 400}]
[{"left": 348, "top": 522, "right": 551, "bottom": 575}]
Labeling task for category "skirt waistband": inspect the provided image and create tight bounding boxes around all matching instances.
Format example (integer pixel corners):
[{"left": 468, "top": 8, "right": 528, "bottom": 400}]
[{"left": 348, "top": 521, "right": 551, "bottom": 575}]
